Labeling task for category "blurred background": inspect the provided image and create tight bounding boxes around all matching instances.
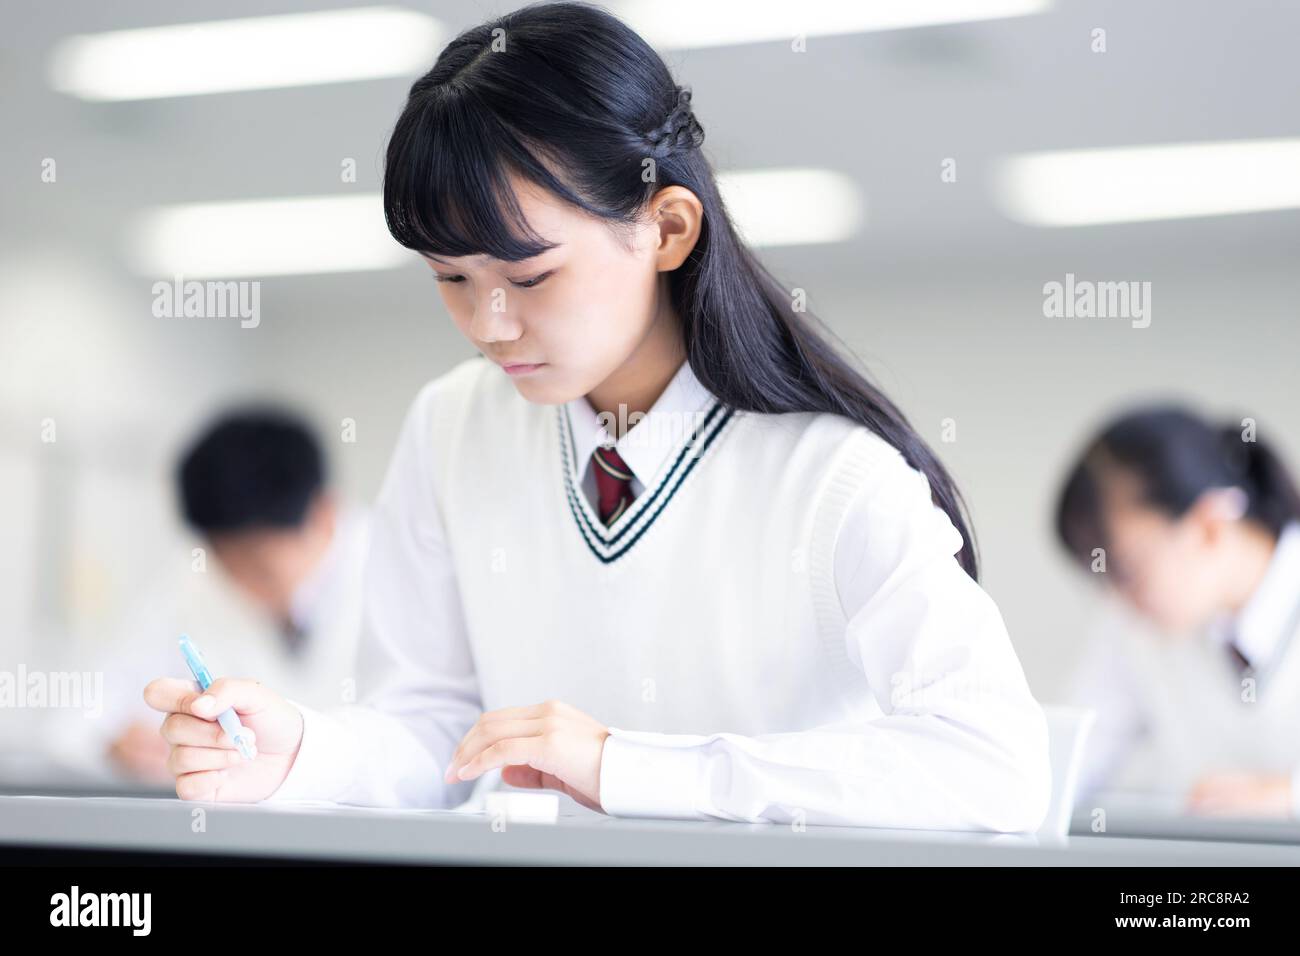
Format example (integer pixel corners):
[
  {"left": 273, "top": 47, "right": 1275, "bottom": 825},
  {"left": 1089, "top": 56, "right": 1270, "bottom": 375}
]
[{"left": 1, "top": 1, "right": 1297, "bottom": 786}]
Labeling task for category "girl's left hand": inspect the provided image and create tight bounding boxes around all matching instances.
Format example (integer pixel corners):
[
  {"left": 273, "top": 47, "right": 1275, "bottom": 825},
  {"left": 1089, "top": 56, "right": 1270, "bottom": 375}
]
[
  {"left": 444, "top": 700, "right": 610, "bottom": 812},
  {"left": 1185, "top": 771, "right": 1293, "bottom": 818}
]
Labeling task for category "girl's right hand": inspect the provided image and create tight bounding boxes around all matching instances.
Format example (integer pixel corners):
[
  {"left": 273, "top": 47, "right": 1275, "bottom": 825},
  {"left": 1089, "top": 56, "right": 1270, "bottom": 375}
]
[{"left": 142, "top": 676, "right": 304, "bottom": 802}]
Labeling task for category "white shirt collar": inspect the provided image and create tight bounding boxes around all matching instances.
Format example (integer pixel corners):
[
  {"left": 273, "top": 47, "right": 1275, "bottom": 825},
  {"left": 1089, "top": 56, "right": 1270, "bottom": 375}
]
[
  {"left": 563, "top": 358, "right": 716, "bottom": 490},
  {"left": 1209, "top": 520, "right": 1300, "bottom": 668}
]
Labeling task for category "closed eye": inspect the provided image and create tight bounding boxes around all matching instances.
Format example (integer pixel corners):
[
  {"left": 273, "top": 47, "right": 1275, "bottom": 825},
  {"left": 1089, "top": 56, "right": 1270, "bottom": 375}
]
[
  {"left": 432, "top": 272, "right": 551, "bottom": 288},
  {"left": 509, "top": 271, "right": 552, "bottom": 289}
]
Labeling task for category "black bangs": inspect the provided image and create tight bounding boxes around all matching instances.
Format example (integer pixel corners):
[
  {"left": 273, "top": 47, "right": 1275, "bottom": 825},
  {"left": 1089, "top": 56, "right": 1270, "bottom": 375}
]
[{"left": 382, "top": 84, "right": 585, "bottom": 263}]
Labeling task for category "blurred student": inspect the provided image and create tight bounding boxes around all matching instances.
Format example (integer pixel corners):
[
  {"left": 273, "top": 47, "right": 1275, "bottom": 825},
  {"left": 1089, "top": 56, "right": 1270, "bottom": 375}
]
[
  {"left": 91, "top": 408, "right": 369, "bottom": 783},
  {"left": 1055, "top": 405, "right": 1300, "bottom": 818}
]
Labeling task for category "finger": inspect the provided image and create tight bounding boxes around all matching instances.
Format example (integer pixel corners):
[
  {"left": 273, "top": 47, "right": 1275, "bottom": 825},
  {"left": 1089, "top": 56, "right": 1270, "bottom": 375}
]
[
  {"left": 506, "top": 767, "right": 574, "bottom": 797},
  {"left": 449, "top": 717, "right": 546, "bottom": 765},
  {"left": 458, "top": 737, "right": 539, "bottom": 782},
  {"left": 446, "top": 719, "right": 546, "bottom": 781},
  {"left": 447, "top": 718, "right": 484, "bottom": 761},
  {"left": 167, "top": 744, "right": 246, "bottom": 776},
  {"left": 454, "top": 700, "right": 582, "bottom": 768},
  {"left": 146, "top": 675, "right": 276, "bottom": 722},
  {"left": 143, "top": 677, "right": 202, "bottom": 714},
  {"left": 175, "top": 769, "right": 229, "bottom": 802},
  {"left": 161, "top": 712, "right": 257, "bottom": 750},
  {"left": 500, "top": 765, "right": 545, "bottom": 789}
]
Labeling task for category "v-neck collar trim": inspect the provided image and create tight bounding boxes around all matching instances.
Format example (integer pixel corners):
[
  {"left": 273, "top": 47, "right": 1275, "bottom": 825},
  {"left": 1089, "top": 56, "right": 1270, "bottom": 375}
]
[{"left": 556, "top": 397, "right": 735, "bottom": 564}]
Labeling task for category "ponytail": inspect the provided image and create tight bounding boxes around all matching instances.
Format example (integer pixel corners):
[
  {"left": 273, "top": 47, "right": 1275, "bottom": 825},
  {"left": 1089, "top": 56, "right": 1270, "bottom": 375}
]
[{"left": 1218, "top": 424, "right": 1300, "bottom": 537}]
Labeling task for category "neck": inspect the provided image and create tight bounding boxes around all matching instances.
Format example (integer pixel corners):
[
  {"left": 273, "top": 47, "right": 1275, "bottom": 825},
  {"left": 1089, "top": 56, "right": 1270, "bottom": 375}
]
[
  {"left": 1221, "top": 522, "right": 1279, "bottom": 615},
  {"left": 585, "top": 284, "right": 686, "bottom": 434}
]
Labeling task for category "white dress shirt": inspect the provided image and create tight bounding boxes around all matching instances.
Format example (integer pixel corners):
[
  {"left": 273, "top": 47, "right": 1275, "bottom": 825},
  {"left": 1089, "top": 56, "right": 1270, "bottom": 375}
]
[
  {"left": 567, "top": 354, "right": 712, "bottom": 512},
  {"left": 267, "top": 357, "right": 1050, "bottom": 831},
  {"left": 1068, "top": 520, "right": 1300, "bottom": 816}
]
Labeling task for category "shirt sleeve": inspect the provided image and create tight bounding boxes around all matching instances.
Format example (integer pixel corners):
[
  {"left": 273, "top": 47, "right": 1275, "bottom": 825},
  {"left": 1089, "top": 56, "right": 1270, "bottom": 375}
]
[
  {"left": 598, "top": 445, "right": 1052, "bottom": 832},
  {"left": 263, "top": 380, "right": 482, "bottom": 809}
]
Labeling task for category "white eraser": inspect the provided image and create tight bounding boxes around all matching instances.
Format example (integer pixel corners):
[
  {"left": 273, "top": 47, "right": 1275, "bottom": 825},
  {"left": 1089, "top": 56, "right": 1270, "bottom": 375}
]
[{"left": 484, "top": 790, "right": 560, "bottom": 824}]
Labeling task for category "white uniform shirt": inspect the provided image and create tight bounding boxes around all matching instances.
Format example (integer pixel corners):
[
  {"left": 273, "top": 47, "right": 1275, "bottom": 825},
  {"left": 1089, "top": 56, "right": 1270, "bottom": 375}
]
[
  {"left": 267, "top": 357, "right": 1051, "bottom": 831},
  {"left": 1068, "top": 520, "right": 1300, "bottom": 816}
]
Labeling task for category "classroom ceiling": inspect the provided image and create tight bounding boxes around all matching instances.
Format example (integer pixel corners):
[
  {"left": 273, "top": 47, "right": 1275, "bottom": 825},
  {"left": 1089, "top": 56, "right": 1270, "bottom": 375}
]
[{"left": 3, "top": 0, "right": 1298, "bottom": 295}]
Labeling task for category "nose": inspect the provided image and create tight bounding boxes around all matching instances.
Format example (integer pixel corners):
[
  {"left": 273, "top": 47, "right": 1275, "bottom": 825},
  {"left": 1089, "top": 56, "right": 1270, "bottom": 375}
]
[{"left": 468, "top": 286, "right": 523, "bottom": 344}]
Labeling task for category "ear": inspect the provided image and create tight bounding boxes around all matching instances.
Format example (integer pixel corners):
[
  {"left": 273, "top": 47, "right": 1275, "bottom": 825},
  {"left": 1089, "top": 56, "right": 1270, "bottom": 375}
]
[
  {"left": 1187, "top": 486, "right": 1248, "bottom": 546},
  {"left": 649, "top": 185, "right": 703, "bottom": 272},
  {"left": 307, "top": 490, "right": 338, "bottom": 538}
]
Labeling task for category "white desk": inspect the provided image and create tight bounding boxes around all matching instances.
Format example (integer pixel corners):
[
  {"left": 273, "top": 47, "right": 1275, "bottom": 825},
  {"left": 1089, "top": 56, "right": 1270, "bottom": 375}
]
[
  {"left": 3, "top": 794, "right": 1300, "bottom": 865},
  {"left": 1071, "top": 789, "right": 1300, "bottom": 845}
]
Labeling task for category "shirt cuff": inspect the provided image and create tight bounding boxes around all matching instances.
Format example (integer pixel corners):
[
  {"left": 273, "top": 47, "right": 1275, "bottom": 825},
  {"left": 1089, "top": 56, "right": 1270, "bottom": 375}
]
[
  {"left": 261, "top": 700, "right": 360, "bottom": 803},
  {"left": 598, "top": 727, "right": 711, "bottom": 820}
]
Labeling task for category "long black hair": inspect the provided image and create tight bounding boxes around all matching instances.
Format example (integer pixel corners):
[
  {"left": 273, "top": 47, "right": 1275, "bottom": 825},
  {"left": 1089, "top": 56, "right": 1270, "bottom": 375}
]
[
  {"left": 382, "top": 1, "right": 981, "bottom": 578},
  {"left": 1055, "top": 405, "right": 1300, "bottom": 568}
]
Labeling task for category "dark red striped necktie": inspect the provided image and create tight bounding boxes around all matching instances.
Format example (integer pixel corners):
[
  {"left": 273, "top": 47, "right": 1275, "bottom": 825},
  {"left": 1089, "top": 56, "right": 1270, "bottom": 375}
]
[{"left": 592, "top": 445, "right": 636, "bottom": 526}]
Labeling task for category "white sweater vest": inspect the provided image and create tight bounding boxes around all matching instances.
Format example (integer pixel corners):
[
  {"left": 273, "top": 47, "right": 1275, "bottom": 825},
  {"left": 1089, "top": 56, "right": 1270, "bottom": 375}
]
[
  {"left": 424, "top": 355, "right": 891, "bottom": 737},
  {"left": 1109, "top": 614, "right": 1300, "bottom": 794}
]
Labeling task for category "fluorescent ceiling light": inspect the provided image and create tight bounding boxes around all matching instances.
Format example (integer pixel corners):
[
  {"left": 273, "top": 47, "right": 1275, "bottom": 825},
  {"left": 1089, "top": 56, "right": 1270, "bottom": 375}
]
[
  {"left": 49, "top": 7, "right": 442, "bottom": 101},
  {"left": 995, "top": 138, "right": 1300, "bottom": 226},
  {"left": 129, "top": 169, "right": 862, "bottom": 278},
  {"left": 613, "top": 0, "right": 1050, "bottom": 49},
  {"left": 718, "top": 168, "right": 864, "bottom": 246},
  {"left": 128, "top": 194, "right": 409, "bottom": 277}
]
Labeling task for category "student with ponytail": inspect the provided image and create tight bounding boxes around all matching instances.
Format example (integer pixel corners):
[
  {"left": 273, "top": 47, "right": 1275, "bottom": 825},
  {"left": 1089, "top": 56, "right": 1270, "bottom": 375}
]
[
  {"left": 144, "top": 2, "right": 1050, "bottom": 832},
  {"left": 1056, "top": 405, "right": 1300, "bottom": 817}
]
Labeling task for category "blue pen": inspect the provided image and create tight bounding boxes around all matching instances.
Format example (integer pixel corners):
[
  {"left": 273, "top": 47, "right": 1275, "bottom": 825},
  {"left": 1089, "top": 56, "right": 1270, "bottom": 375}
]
[{"left": 178, "top": 634, "right": 257, "bottom": 760}]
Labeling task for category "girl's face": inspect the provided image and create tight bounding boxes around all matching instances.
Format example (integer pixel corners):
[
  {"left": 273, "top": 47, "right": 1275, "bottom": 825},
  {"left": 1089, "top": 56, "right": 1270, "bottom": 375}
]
[
  {"left": 421, "top": 175, "right": 674, "bottom": 406},
  {"left": 1099, "top": 471, "right": 1225, "bottom": 636}
]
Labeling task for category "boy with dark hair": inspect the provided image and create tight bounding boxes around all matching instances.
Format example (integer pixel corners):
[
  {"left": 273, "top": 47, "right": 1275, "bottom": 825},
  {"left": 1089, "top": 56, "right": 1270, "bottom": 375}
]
[{"left": 102, "top": 406, "right": 370, "bottom": 783}]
